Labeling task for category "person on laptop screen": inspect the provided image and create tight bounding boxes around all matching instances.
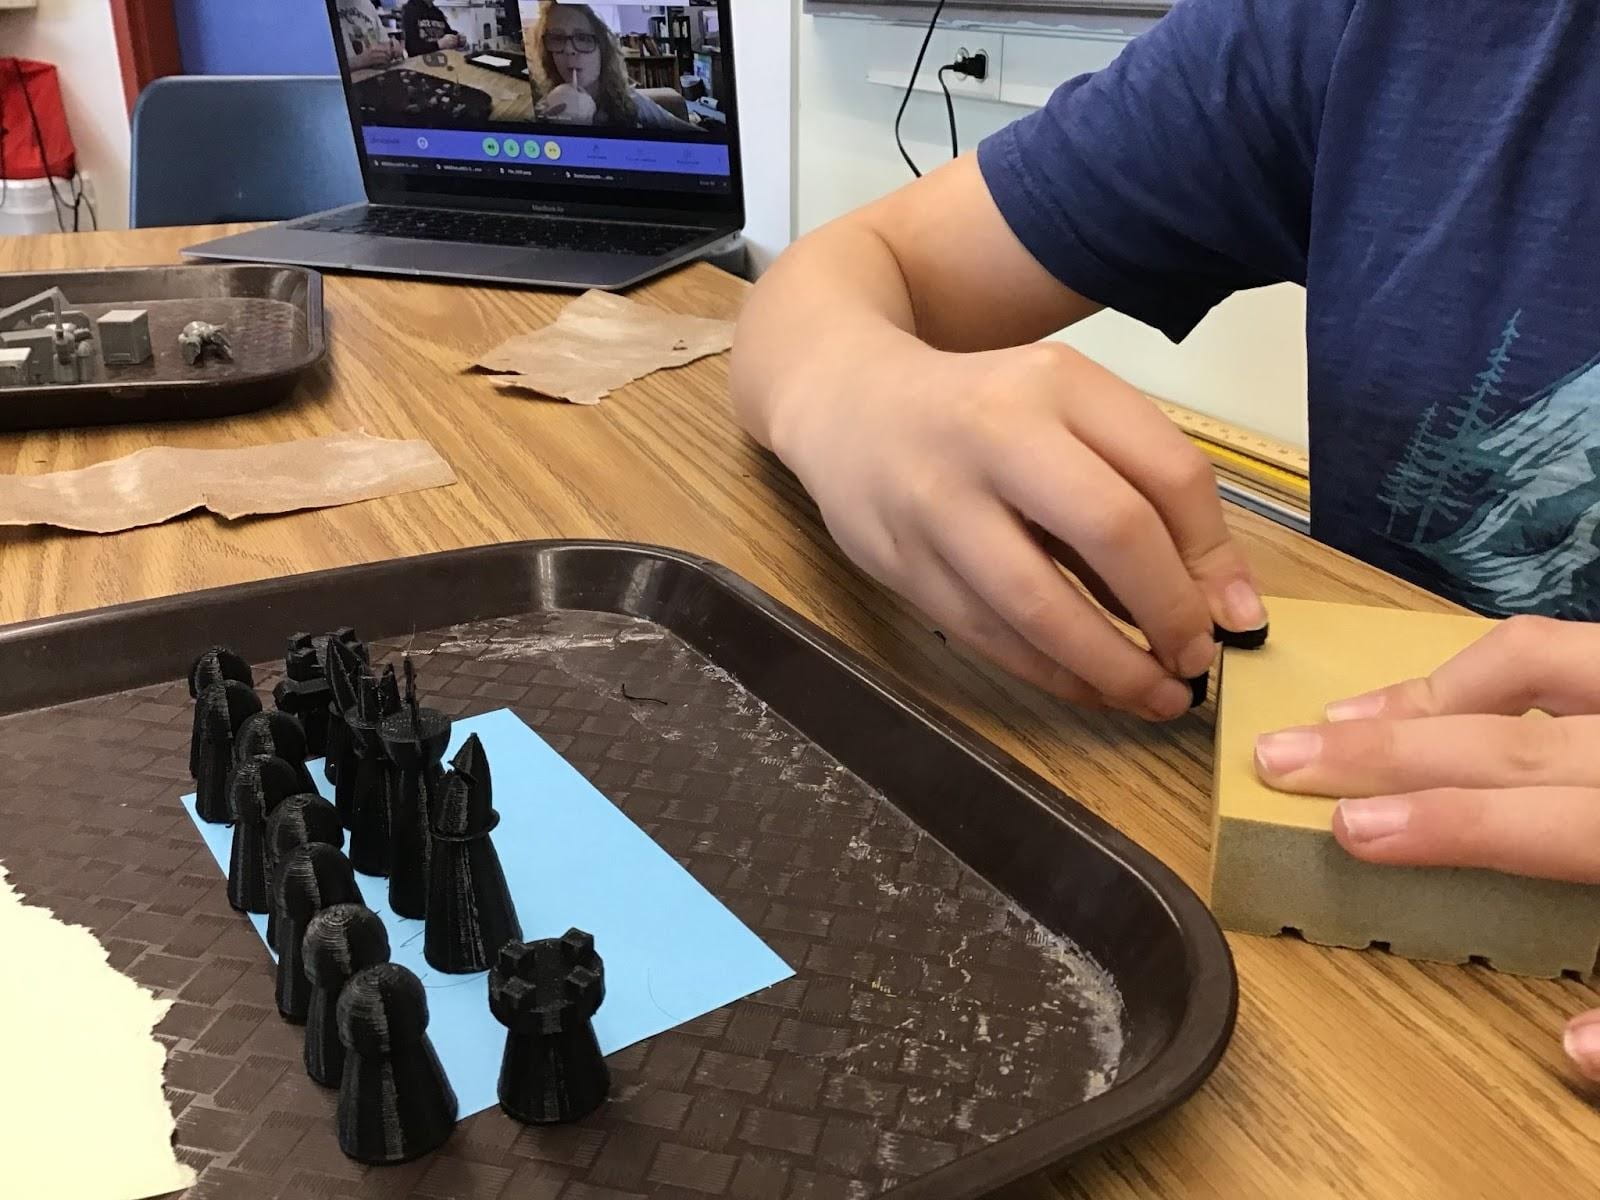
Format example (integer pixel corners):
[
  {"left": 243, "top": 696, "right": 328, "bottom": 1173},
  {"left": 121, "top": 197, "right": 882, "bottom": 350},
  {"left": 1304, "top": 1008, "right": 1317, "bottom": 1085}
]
[
  {"left": 528, "top": 3, "right": 699, "bottom": 132},
  {"left": 402, "top": 0, "right": 466, "bottom": 55},
  {"left": 337, "top": 0, "right": 403, "bottom": 70}
]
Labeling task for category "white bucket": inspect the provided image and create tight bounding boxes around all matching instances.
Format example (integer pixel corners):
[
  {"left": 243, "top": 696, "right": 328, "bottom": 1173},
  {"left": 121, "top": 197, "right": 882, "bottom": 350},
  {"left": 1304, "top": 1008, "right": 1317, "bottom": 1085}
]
[{"left": 0, "top": 174, "right": 98, "bottom": 236}]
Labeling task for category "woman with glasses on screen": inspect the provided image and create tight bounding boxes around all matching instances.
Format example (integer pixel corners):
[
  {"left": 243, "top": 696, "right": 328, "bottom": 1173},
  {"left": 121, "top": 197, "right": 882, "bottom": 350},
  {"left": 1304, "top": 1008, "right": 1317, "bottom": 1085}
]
[{"left": 529, "top": 3, "right": 700, "bottom": 132}]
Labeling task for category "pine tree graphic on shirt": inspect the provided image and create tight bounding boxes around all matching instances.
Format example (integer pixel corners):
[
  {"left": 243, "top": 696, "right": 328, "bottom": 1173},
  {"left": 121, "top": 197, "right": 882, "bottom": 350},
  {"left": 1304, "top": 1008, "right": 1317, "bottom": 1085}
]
[{"left": 1377, "top": 314, "right": 1600, "bottom": 616}]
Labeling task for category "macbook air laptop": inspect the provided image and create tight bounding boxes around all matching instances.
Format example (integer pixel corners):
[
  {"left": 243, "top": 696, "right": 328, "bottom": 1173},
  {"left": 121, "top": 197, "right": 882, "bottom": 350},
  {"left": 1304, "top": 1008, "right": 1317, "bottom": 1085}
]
[{"left": 187, "top": 0, "right": 742, "bottom": 290}]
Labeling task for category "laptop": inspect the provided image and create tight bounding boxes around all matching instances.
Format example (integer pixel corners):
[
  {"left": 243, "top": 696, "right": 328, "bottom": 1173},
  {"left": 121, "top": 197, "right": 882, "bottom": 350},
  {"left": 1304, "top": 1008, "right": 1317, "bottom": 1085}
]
[{"left": 187, "top": 0, "right": 743, "bottom": 290}]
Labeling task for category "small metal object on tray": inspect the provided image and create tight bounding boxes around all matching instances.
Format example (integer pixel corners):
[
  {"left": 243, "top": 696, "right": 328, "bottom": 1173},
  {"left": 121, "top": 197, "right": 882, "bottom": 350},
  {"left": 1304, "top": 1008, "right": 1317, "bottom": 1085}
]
[
  {"left": 0, "top": 542, "right": 1236, "bottom": 1198},
  {"left": 0, "top": 264, "right": 324, "bottom": 431}
]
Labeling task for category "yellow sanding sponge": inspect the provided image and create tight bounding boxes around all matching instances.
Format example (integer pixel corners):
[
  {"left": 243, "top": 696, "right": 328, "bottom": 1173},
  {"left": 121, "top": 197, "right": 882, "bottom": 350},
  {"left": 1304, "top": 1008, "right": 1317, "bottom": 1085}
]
[{"left": 1211, "top": 597, "right": 1600, "bottom": 978}]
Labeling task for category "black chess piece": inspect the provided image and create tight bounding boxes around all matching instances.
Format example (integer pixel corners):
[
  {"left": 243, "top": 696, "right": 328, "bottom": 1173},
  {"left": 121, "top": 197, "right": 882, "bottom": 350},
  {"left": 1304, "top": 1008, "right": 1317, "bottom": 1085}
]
[
  {"left": 336, "top": 963, "right": 458, "bottom": 1164},
  {"left": 264, "top": 794, "right": 345, "bottom": 950},
  {"left": 274, "top": 843, "right": 362, "bottom": 1023},
  {"left": 273, "top": 633, "right": 334, "bottom": 759},
  {"left": 425, "top": 734, "right": 520, "bottom": 974},
  {"left": 187, "top": 646, "right": 254, "bottom": 781},
  {"left": 319, "top": 630, "right": 369, "bottom": 792},
  {"left": 378, "top": 659, "right": 451, "bottom": 920},
  {"left": 234, "top": 710, "right": 318, "bottom": 794},
  {"left": 490, "top": 929, "right": 609, "bottom": 1125},
  {"left": 302, "top": 904, "right": 391, "bottom": 1088},
  {"left": 226, "top": 755, "right": 303, "bottom": 914},
  {"left": 193, "top": 679, "right": 262, "bottom": 823},
  {"left": 345, "top": 668, "right": 400, "bottom": 878}
]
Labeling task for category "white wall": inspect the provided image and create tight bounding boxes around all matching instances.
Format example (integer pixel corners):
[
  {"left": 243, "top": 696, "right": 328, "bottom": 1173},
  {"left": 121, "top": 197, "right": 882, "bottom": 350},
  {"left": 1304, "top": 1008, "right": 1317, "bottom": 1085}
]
[
  {"left": 0, "top": 0, "right": 130, "bottom": 230},
  {"left": 731, "top": 0, "right": 795, "bottom": 273},
  {"left": 796, "top": 11, "right": 1309, "bottom": 449}
]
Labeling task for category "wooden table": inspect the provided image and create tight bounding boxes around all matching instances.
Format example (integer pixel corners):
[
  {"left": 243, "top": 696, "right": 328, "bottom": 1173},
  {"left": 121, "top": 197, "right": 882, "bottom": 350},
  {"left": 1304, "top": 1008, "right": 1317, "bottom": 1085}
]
[
  {"left": 352, "top": 49, "right": 535, "bottom": 123},
  {"left": 3, "top": 226, "right": 1597, "bottom": 1198}
]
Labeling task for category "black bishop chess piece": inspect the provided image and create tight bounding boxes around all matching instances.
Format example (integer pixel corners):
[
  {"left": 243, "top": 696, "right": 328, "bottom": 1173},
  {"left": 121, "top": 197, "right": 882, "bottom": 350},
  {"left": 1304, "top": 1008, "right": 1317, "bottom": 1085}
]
[
  {"left": 302, "top": 903, "right": 391, "bottom": 1088},
  {"left": 226, "top": 755, "right": 303, "bottom": 914},
  {"left": 490, "top": 929, "right": 609, "bottom": 1125},
  {"left": 264, "top": 794, "right": 345, "bottom": 954},
  {"left": 345, "top": 666, "right": 400, "bottom": 878},
  {"left": 425, "top": 734, "right": 520, "bottom": 974},
  {"left": 274, "top": 633, "right": 334, "bottom": 759},
  {"left": 234, "top": 710, "right": 318, "bottom": 795},
  {"left": 378, "top": 659, "right": 451, "bottom": 920},
  {"left": 193, "top": 679, "right": 262, "bottom": 824},
  {"left": 187, "top": 646, "right": 253, "bottom": 781},
  {"left": 319, "top": 630, "right": 370, "bottom": 794},
  {"left": 274, "top": 843, "right": 362, "bottom": 1023},
  {"left": 336, "top": 963, "right": 458, "bottom": 1164}
]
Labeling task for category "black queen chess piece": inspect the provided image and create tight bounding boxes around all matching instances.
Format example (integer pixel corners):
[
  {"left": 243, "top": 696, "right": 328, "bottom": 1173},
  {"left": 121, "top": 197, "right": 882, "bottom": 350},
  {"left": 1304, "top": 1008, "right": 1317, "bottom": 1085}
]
[
  {"left": 425, "top": 734, "right": 521, "bottom": 974},
  {"left": 273, "top": 842, "right": 361, "bottom": 1024},
  {"left": 226, "top": 755, "right": 303, "bottom": 914},
  {"left": 490, "top": 929, "right": 610, "bottom": 1125},
  {"left": 378, "top": 659, "right": 451, "bottom": 920},
  {"left": 336, "top": 963, "right": 458, "bottom": 1164},
  {"left": 302, "top": 903, "right": 391, "bottom": 1088}
]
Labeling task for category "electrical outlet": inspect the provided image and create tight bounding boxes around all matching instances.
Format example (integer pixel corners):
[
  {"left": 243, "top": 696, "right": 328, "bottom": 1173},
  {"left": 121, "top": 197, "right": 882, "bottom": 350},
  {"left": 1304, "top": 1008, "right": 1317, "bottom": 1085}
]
[{"left": 865, "top": 28, "right": 1002, "bottom": 103}]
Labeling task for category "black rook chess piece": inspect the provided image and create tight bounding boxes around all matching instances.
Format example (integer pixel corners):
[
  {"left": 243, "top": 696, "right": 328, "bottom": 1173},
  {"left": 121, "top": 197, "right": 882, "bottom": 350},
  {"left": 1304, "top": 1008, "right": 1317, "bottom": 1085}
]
[
  {"left": 336, "top": 963, "right": 458, "bottom": 1164},
  {"left": 378, "top": 659, "right": 451, "bottom": 920},
  {"left": 302, "top": 903, "right": 391, "bottom": 1088},
  {"left": 320, "top": 631, "right": 370, "bottom": 792},
  {"left": 274, "top": 633, "right": 333, "bottom": 759},
  {"left": 234, "top": 710, "right": 318, "bottom": 794},
  {"left": 226, "top": 755, "right": 303, "bottom": 914},
  {"left": 274, "top": 843, "right": 362, "bottom": 1024},
  {"left": 344, "top": 668, "right": 399, "bottom": 878},
  {"left": 193, "top": 679, "right": 262, "bottom": 824},
  {"left": 264, "top": 794, "right": 345, "bottom": 949},
  {"left": 187, "top": 646, "right": 253, "bottom": 782},
  {"left": 425, "top": 734, "right": 520, "bottom": 974},
  {"left": 490, "top": 929, "right": 609, "bottom": 1125}
]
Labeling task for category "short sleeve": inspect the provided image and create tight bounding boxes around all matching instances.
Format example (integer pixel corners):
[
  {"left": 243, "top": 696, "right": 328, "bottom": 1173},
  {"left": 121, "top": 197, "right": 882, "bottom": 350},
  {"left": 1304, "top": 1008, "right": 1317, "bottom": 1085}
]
[{"left": 977, "top": 0, "right": 1353, "bottom": 341}]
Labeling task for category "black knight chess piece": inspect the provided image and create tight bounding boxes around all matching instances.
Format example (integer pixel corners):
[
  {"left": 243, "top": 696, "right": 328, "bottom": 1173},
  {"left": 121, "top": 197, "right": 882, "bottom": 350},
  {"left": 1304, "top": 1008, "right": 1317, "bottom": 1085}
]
[
  {"left": 234, "top": 709, "right": 318, "bottom": 794},
  {"left": 490, "top": 929, "right": 609, "bottom": 1125},
  {"left": 424, "top": 734, "right": 520, "bottom": 974},
  {"left": 378, "top": 659, "right": 451, "bottom": 920},
  {"left": 302, "top": 903, "right": 391, "bottom": 1088},
  {"left": 226, "top": 755, "right": 303, "bottom": 914},
  {"left": 264, "top": 794, "right": 345, "bottom": 950},
  {"left": 336, "top": 963, "right": 458, "bottom": 1164},
  {"left": 274, "top": 843, "right": 362, "bottom": 1023},
  {"left": 193, "top": 679, "right": 262, "bottom": 824}
]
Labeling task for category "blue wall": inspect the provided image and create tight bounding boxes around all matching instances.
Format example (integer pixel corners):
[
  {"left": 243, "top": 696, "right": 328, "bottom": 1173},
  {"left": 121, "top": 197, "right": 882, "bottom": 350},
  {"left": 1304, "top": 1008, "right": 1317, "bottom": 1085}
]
[{"left": 174, "top": 0, "right": 340, "bottom": 75}]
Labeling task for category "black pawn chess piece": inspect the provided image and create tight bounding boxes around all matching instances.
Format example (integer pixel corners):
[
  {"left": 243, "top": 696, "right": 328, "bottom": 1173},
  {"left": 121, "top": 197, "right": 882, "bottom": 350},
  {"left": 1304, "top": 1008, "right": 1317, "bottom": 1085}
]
[
  {"left": 425, "top": 734, "right": 520, "bottom": 974},
  {"left": 226, "top": 755, "right": 303, "bottom": 914},
  {"left": 264, "top": 794, "right": 345, "bottom": 952},
  {"left": 378, "top": 659, "right": 451, "bottom": 920},
  {"left": 345, "top": 669, "right": 399, "bottom": 878},
  {"left": 234, "top": 710, "right": 318, "bottom": 795},
  {"left": 274, "top": 843, "right": 361, "bottom": 1023},
  {"left": 187, "top": 646, "right": 254, "bottom": 781},
  {"left": 273, "top": 633, "right": 333, "bottom": 759},
  {"left": 336, "top": 963, "right": 458, "bottom": 1165},
  {"left": 302, "top": 904, "right": 390, "bottom": 1088},
  {"left": 490, "top": 929, "right": 609, "bottom": 1125},
  {"left": 193, "top": 679, "right": 262, "bottom": 823},
  {"left": 319, "top": 630, "right": 369, "bottom": 791}
]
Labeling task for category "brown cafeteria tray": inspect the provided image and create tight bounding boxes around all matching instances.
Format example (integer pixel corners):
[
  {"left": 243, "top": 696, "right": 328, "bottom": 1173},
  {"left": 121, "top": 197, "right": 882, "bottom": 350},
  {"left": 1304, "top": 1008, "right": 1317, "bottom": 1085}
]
[
  {"left": 0, "top": 541, "right": 1236, "bottom": 1198},
  {"left": 0, "top": 264, "right": 324, "bottom": 431}
]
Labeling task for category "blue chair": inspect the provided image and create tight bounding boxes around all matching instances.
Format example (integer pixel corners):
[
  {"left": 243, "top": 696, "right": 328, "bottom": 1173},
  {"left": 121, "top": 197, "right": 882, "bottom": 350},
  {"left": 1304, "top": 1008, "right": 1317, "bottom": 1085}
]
[{"left": 130, "top": 76, "right": 365, "bottom": 228}]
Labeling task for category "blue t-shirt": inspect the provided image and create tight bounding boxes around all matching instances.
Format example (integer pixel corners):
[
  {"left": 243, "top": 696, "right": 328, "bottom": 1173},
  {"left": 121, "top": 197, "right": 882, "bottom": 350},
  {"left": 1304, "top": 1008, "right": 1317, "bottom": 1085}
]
[{"left": 978, "top": 0, "right": 1600, "bottom": 618}]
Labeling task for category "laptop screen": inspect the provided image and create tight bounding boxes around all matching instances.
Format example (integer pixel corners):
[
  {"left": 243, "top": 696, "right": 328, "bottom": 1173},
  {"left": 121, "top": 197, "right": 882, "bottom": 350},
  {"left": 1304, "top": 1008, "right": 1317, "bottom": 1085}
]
[{"left": 329, "top": 1, "right": 740, "bottom": 220}]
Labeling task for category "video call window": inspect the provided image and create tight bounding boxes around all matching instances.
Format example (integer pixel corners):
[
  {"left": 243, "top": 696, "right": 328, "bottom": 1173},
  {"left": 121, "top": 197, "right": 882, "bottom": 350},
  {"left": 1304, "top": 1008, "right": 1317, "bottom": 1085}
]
[{"left": 335, "top": 2, "right": 728, "bottom": 137}]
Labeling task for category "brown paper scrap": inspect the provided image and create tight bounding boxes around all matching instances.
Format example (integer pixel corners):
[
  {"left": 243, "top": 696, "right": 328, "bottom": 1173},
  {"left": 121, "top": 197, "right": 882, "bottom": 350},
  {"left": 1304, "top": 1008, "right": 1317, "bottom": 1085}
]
[
  {"left": 0, "top": 431, "right": 456, "bottom": 534},
  {"left": 476, "top": 289, "right": 734, "bottom": 405}
]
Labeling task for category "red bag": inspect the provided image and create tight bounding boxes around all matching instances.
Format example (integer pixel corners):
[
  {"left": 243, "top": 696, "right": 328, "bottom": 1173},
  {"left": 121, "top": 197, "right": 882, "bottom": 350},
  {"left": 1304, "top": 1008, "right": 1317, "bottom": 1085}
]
[{"left": 1, "top": 57, "right": 77, "bottom": 180}]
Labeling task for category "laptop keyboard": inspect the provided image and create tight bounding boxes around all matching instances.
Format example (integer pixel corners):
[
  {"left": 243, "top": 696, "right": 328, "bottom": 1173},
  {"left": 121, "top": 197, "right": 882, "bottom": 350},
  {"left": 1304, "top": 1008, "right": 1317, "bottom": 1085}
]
[{"left": 293, "top": 206, "right": 697, "bottom": 258}]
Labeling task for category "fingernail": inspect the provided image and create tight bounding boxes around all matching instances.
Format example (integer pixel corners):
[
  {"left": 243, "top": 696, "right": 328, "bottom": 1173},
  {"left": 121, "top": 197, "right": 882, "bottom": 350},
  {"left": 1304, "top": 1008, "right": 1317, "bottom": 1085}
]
[
  {"left": 1144, "top": 678, "right": 1192, "bottom": 720},
  {"left": 1326, "top": 692, "right": 1385, "bottom": 722},
  {"left": 1254, "top": 730, "right": 1321, "bottom": 775},
  {"left": 1336, "top": 796, "right": 1411, "bottom": 843},
  {"left": 1178, "top": 634, "right": 1218, "bottom": 679},
  {"left": 1564, "top": 1022, "right": 1600, "bottom": 1080},
  {"left": 1223, "top": 581, "right": 1267, "bottom": 631},
  {"left": 1187, "top": 672, "right": 1209, "bottom": 709}
]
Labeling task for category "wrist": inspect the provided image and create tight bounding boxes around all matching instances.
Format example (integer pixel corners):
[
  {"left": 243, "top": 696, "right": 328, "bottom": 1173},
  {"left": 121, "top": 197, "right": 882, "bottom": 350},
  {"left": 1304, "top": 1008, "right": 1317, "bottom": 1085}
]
[{"left": 762, "top": 333, "right": 938, "bottom": 466}]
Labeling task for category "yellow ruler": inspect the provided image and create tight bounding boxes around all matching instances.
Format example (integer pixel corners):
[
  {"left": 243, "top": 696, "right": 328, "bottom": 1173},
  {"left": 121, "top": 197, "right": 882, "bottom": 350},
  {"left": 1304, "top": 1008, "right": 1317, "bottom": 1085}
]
[{"left": 1152, "top": 398, "right": 1311, "bottom": 508}]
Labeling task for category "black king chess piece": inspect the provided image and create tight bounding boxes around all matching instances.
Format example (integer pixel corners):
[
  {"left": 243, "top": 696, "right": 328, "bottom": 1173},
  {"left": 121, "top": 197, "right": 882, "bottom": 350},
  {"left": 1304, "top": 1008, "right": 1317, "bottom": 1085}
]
[
  {"left": 490, "top": 929, "right": 610, "bottom": 1125},
  {"left": 425, "top": 734, "right": 521, "bottom": 974},
  {"left": 274, "top": 843, "right": 362, "bottom": 1024},
  {"left": 302, "top": 903, "right": 391, "bottom": 1088},
  {"left": 193, "top": 679, "right": 262, "bottom": 824},
  {"left": 378, "top": 658, "right": 451, "bottom": 920},
  {"left": 336, "top": 963, "right": 458, "bottom": 1164},
  {"left": 226, "top": 755, "right": 302, "bottom": 914}
]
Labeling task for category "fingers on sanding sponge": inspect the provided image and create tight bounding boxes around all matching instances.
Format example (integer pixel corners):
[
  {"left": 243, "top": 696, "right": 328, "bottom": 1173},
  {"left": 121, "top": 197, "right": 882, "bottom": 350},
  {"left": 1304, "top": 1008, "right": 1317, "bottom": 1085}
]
[
  {"left": 336, "top": 963, "right": 459, "bottom": 1164},
  {"left": 274, "top": 843, "right": 362, "bottom": 1023},
  {"left": 1214, "top": 621, "right": 1270, "bottom": 650},
  {"left": 425, "top": 733, "right": 521, "bottom": 974},
  {"left": 489, "top": 929, "right": 610, "bottom": 1125},
  {"left": 226, "top": 755, "right": 304, "bottom": 914},
  {"left": 192, "top": 678, "right": 263, "bottom": 823},
  {"left": 302, "top": 904, "right": 392, "bottom": 1088}
]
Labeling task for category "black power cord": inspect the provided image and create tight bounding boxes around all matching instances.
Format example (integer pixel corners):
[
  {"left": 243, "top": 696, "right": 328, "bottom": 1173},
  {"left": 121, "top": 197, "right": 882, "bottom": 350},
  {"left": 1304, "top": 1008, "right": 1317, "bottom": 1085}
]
[{"left": 894, "top": 10, "right": 990, "bottom": 179}]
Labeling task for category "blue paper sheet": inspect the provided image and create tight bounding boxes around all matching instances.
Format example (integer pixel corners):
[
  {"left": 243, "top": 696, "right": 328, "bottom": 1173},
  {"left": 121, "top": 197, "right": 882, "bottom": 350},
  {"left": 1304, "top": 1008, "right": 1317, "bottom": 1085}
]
[{"left": 182, "top": 707, "right": 792, "bottom": 1117}]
